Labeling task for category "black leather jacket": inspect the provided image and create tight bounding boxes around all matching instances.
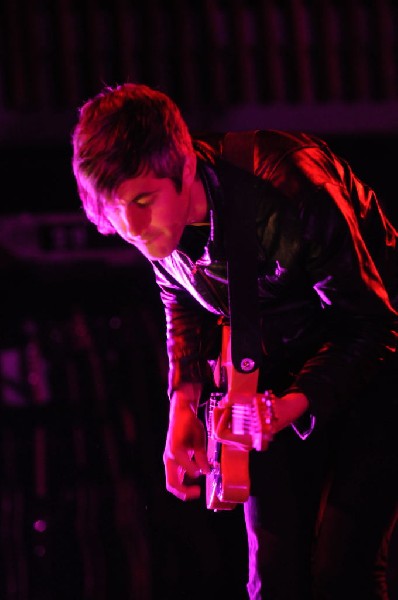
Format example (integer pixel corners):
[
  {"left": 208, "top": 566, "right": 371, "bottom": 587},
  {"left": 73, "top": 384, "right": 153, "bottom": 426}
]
[{"left": 152, "top": 131, "right": 397, "bottom": 427}]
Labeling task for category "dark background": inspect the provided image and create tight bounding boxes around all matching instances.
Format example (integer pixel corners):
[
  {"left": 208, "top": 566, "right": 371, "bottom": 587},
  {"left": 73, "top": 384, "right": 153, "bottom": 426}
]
[{"left": 1, "top": 1, "right": 398, "bottom": 599}]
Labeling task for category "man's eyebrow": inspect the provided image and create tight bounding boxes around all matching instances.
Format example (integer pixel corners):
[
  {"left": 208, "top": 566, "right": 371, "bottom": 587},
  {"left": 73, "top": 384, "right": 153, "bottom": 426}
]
[{"left": 133, "top": 190, "right": 155, "bottom": 198}]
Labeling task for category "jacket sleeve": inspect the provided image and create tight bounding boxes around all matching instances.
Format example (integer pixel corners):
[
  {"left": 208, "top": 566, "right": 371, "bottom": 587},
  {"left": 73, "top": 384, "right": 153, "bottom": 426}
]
[
  {"left": 151, "top": 262, "right": 221, "bottom": 397},
  {"left": 271, "top": 148, "right": 398, "bottom": 425}
]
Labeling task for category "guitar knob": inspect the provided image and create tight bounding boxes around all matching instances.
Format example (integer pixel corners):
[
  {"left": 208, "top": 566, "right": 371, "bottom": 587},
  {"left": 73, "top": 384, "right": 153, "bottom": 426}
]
[{"left": 240, "top": 357, "right": 255, "bottom": 372}]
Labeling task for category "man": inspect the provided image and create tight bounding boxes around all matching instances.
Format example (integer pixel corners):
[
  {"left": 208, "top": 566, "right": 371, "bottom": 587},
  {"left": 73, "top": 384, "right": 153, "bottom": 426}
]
[{"left": 72, "top": 83, "right": 398, "bottom": 599}]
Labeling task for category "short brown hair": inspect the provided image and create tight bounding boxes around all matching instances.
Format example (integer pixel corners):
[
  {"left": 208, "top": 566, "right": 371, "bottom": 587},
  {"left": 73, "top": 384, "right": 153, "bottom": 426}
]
[{"left": 72, "top": 83, "right": 194, "bottom": 233}]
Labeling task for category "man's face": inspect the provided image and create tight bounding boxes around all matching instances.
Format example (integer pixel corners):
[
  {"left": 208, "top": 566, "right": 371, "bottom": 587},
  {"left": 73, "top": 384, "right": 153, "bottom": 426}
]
[{"left": 103, "top": 161, "right": 195, "bottom": 260}]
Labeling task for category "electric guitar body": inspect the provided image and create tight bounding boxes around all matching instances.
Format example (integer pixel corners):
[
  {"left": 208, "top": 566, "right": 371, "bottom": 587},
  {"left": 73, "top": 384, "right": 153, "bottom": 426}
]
[{"left": 206, "top": 325, "right": 274, "bottom": 511}]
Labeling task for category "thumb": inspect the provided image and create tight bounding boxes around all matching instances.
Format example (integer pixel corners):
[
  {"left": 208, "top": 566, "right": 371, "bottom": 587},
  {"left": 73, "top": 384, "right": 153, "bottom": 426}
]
[{"left": 194, "top": 448, "right": 211, "bottom": 475}]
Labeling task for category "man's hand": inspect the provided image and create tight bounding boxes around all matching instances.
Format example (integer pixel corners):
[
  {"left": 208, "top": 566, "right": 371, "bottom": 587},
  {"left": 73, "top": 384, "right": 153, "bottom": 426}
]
[
  {"left": 272, "top": 392, "right": 310, "bottom": 433},
  {"left": 163, "top": 385, "right": 211, "bottom": 501}
]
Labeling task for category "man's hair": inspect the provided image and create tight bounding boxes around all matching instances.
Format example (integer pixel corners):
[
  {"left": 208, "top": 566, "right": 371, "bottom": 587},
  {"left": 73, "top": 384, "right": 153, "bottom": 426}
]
[{"left": 72, "top": 83, "right": 194, "bottom": 234}]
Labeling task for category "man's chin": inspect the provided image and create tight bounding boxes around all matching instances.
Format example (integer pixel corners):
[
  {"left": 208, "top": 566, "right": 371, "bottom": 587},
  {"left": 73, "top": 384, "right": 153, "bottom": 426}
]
[
  {"left": 135, "top": 234, "right": 180, "bottom": 260},
  {"left": 141, "top": 245, "right": 175, "bottom": 260}
]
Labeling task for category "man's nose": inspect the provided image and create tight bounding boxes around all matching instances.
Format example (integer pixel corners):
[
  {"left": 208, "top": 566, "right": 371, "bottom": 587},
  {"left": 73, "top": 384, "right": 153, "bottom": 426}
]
[{"left": 125, "top": 203, "right": 151, "bottom": 238}]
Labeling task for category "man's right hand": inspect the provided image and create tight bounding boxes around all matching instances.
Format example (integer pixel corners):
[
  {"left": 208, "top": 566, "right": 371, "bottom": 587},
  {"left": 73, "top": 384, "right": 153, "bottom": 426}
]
[{"left": 163, "top": 385, "right": 211, "bottom": 501}]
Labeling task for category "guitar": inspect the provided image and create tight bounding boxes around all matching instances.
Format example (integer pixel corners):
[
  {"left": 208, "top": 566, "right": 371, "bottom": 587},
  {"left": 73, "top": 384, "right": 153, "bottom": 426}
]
[{"left": 205, "top": 325, "right": 275, "bottom": 511}]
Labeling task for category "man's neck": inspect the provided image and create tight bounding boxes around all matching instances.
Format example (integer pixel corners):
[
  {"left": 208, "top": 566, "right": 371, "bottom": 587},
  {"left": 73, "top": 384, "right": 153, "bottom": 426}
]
[{"left": 188, "top": 176, "right": 209, "bottom": 225}]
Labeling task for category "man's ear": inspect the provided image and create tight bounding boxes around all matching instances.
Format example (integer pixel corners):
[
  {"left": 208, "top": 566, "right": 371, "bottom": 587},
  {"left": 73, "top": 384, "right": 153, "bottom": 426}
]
[{"left": 182, "top": 153, "right": 197, "bottom": 188}]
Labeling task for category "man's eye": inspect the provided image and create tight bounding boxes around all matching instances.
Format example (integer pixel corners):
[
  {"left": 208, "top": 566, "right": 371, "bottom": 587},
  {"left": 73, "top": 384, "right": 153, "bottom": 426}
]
[{"left": 133, "top": 194, "right": 151, "bottom": 207}]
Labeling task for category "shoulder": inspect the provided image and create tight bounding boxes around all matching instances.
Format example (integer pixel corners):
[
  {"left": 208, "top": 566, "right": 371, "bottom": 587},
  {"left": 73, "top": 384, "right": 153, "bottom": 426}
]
[
  {"left": 194, "top": 129, "right": 341, "bottom": 188},
  {"left": 252, "top": 130, "right": 340, "bottom": 186},
  {"left": 194, "top": 129, "right": 350, "bottom": 219}
]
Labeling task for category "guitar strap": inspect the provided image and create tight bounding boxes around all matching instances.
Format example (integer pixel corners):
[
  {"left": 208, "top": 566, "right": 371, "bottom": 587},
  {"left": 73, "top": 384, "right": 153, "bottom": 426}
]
[
  {"left": 220, "top": 131, "right": 318, "bottom": 442},
  {"left": 221, "top": 131, "right": 262, "bottom": 374}
]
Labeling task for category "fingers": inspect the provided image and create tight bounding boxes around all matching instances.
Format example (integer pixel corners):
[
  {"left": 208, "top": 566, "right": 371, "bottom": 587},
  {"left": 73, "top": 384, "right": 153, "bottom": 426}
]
[
  {"left": 192, "top": 449, "right": 212, "bottom": 475},
  {"left": 164, "top": 457, "right": 202, "bottom": 501},
  {"left": 164, "top": 445, "right": 212, "bottom": 501},
  {"left": 171, "top": 448, "right": 202, "bottom": 478},
  {"left": 163, "top": 410, "right": 211, "bottom": 501}
]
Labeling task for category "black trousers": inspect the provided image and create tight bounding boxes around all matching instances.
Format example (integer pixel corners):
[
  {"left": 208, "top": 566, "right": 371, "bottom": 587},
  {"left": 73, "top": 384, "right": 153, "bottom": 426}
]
[{"left": 244, "top": 392, "right": 398, "bottom": 599}]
